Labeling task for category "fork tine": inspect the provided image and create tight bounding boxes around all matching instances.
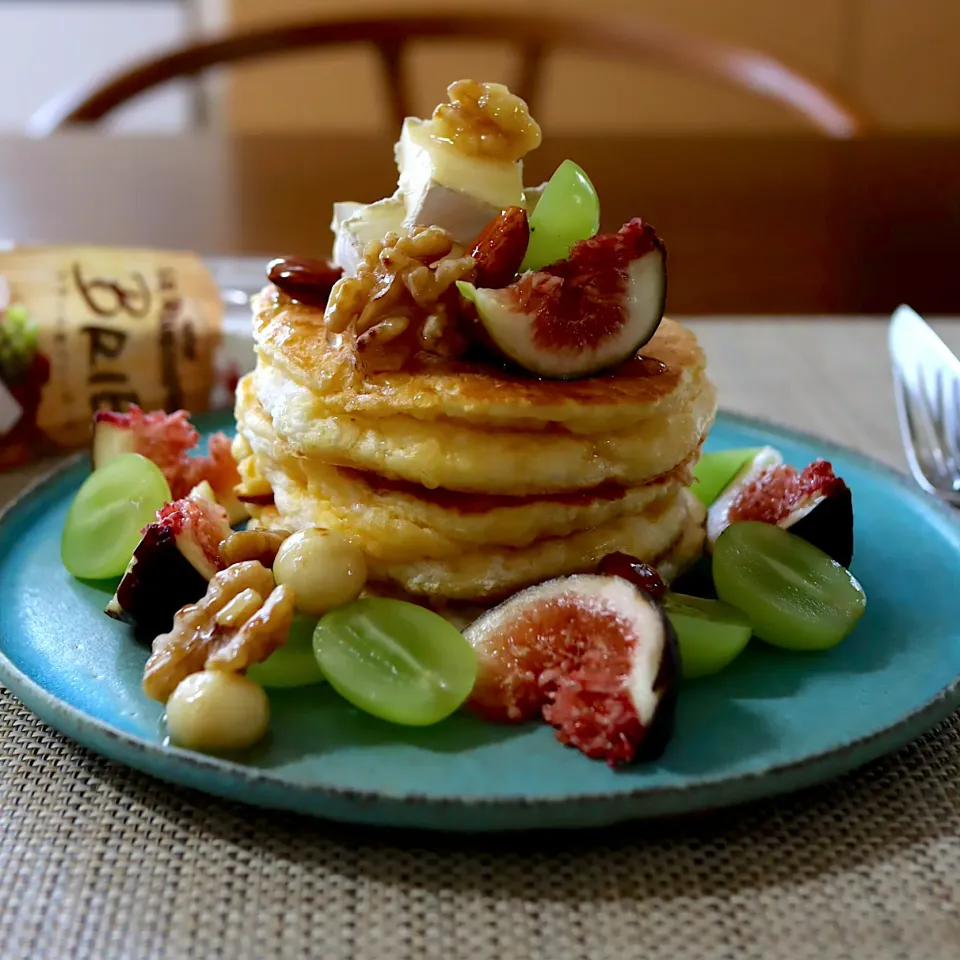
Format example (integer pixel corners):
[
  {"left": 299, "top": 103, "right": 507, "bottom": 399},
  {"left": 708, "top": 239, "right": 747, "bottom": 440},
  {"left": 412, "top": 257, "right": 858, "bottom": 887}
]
[
  {"left": 892, "top": 366, "right": 932, "bottom": 493},
  {"left": 940, "top": 372, "right": 960, "bottom": 492},
  {"left": 907, "top": 369, "right": 949, "bottom": 482},
  {"left": 931, "top": 370, "right": 960, "bottom": 482},
  {"left": 944, "top": 377, "right": 960, "bottom": 463},
  {"left": 889, "top": 305, "right": 960, "bottom": 503}
]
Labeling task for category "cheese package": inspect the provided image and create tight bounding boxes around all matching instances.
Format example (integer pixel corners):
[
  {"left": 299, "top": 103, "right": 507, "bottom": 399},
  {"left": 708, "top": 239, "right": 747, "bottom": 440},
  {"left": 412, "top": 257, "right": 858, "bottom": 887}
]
[{"left": 0, "top": 246, "right": 225, "bottom": 470}]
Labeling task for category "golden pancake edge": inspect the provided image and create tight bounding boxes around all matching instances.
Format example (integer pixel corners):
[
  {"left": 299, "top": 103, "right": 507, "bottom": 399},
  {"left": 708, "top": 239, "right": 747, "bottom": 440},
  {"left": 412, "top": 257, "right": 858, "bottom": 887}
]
[{"left": 234, "top": 291, "right": 717, "bottom": 602}]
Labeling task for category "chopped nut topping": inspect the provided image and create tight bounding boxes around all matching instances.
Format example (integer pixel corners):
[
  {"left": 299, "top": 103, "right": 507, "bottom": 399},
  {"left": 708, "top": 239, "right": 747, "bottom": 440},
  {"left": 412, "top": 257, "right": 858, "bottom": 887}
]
[
  {"left": 219, "top": 528, "right": 290, "bottom": 568},
  {"left": 431, "top": 80, "right": 542, "bottom": 163},
  {"left": 324, "top": 225, "right": 475, "bottom": 371},
  {"left": 143, "top": 561, "right": 294, "bottom": 703},
  {"left": 214, "top": 587, "right": 264, "bottom": 627}
]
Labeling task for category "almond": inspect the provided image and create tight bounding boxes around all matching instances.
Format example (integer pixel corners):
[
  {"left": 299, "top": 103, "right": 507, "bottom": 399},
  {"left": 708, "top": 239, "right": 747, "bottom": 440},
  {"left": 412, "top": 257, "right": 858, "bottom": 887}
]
[
  {"left": 469, "top": 207, "right": 530, "bottom": 289},
  {"left": 267, "top": 257, "right": 343, "bottom": 309}
]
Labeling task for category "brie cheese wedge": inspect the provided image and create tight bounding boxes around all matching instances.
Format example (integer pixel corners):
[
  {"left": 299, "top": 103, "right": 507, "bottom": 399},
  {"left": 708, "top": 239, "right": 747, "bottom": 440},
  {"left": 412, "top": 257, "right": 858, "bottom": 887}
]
[
  {"left": 331, "top": 193, "right": 406, "bottom": 276},
  {"left": 395, "top": 118, "right": 525, "bottom": 245}
]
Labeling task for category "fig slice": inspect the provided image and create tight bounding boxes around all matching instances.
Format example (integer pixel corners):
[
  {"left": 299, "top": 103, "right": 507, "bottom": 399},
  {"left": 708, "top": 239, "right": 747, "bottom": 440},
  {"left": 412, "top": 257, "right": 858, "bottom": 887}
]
[
  {"left": 92, "top": 406, "right": 248, "bottom": 524},
  {"left": 105, "top": 495, "right": 232, "bottom": 639},
  {"left": 464, "top": 574, "right": 680, "bottom": 767},
  {"left": 707, "top": 451, "right": 854, "bottom": 567},
  {"left": 706, "top": 447, "right": 783, "bottom": 546},
  {"left": 458, "top": 217, "right": 666, "bottom": 380},
  {"left": 92, "top": 406, "right": 197, "bottom": 477}
]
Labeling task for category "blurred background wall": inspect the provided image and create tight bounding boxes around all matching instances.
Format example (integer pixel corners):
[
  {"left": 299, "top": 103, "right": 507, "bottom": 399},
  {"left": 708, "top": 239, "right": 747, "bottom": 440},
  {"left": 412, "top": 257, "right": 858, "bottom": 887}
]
[{"left": 1, "top": 0, "right": 958, "bottom": 133}]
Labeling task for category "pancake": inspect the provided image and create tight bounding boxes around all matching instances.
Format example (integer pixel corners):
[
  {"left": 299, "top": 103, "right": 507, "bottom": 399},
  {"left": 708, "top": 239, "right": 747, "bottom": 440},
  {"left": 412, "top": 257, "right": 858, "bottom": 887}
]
[
  {"left": 230, "top": 80, "right": 722, "bottom": 633},
  {"left": 231, "top": 430, "right": 275, "bottom": 505},
  {"left": 245, "top": 363, "right": 716, "bottom": 494},
  {"left": 261, "top": 457, "right": 691, "bottom": 561},
  {"left": 235, "top": 382, "right": 696, "bottom": 558},
  {"left": 358, "top": 517, "right": 706, "bottom": 632},
  {"left": 253, "top": 287, "right": 706, "bottom": 434},
  {"left": 250, "top": 487, "right": 704, "bottom": 601},
  {"left": 652, "top": 495, "right": 709, "bottom": 584},
  {"left": 369, "top": 489, "right": 704, "bottom": 599},
  {"left": 236, "top": 285, "right": 715, "bottom": 602}
]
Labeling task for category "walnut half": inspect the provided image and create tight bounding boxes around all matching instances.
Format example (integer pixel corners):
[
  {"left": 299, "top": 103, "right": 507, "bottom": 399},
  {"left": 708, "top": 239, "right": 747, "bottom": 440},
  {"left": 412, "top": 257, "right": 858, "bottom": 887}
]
[
  {"left": 219, "top": 528, "right": 291, "bottom": 568},
  {"left": 143, "top": 561, "right": 294, "bottom": 703},
  {"left": 431, "top": 80, "right": 542, "bottom": 163}
]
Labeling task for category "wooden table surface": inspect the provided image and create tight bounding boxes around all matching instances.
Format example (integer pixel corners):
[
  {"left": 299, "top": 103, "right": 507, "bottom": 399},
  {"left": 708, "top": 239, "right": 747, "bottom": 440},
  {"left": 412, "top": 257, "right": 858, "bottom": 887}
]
[{"left": 1, "top": 133, "right": 959, "bottom": 315}]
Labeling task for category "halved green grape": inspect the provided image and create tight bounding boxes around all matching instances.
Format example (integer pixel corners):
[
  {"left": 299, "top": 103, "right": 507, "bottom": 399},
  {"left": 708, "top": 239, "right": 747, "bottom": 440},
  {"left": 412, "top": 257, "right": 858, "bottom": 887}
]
[
  {"left": 247, "top": 613, "right": 325, "bottom": 688},
  {"left": 520, "top": 159, "right": 600, "bottom": 271},
  {"left": 691, "top": 447, "right": 763, "bottom": 507},
  {"left": 0, "top": 303, "right": 39, "bottom": 380},
  {"left": 6, "top": 303, "right": 36, "bottom": 339},
  {"left": 664, "top": 593, "right": 752, "bottom": 679},
  {"left": 313, "top": 598, "right": 477, "bottom": 726},
  {"left": 713, "top": 521, "right": 866, "bottom": 651},
  {"left": 61, "top": 453, "right": 171, "bottom": 580}
]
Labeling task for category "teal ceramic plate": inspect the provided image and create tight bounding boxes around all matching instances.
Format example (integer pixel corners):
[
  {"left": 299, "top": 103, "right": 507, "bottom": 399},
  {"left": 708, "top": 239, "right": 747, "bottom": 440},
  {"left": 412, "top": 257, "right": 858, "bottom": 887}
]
[{"left": 1, "top": 410, "right": 959, "bottom": 832}]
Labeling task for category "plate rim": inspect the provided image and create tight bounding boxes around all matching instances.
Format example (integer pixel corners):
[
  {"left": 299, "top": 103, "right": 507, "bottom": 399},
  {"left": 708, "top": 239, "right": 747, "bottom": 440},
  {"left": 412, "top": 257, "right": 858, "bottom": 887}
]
[{"left": 1, "top": 409, "right": 959, "bottom": 824}]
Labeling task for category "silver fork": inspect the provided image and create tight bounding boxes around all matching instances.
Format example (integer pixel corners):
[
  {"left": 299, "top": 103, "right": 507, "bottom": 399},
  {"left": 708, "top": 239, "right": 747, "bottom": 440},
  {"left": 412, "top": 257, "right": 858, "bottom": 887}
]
[{"left": 889, "top": 305, "right": 960, "bottom": 506}]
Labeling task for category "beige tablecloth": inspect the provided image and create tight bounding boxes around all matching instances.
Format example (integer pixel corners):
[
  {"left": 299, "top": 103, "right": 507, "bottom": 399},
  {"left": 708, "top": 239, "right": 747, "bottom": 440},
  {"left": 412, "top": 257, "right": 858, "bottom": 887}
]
[{"left": 1, "top": 319, "right": 958, "bottom": 960}]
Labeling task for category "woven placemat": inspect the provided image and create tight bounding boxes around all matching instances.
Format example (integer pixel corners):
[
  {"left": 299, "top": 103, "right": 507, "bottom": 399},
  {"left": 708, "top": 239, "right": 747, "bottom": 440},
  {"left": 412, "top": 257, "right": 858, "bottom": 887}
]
[
  {"left": 1, "top": 683, "right": 957, "bottom": 960},
  {"left": 2, "top": 320, "right": 959, "bottom": 959}
]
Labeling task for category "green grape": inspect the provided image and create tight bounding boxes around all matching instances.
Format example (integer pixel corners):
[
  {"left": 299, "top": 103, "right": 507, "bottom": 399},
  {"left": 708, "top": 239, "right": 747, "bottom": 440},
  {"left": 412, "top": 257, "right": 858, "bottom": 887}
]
[
  {"left": 0, "top": 303, "right": 38, "bottom": 380},
  {"left": 520, "top": 159, "right": 600, "bottom": 271},
  {"left": 247, "top": 613, "right": 325, "bottom": 688},
  {"left": 664, "top": 593, "right": 752, "bottom": 679},
  {"left": 6, "top": 303, "right": 33, "bottom": 329},
  {"left": 61, "top": 453, "right": 172, "bottom": 580},
  {"left": 313, "top": 598, "right": 477, "bottom": 726},
  {"left": 713, "top": 522, "right": 866, "bottom": 651},
  {"left": 692, "top": 448, "right": 764, "bottom": 507}
]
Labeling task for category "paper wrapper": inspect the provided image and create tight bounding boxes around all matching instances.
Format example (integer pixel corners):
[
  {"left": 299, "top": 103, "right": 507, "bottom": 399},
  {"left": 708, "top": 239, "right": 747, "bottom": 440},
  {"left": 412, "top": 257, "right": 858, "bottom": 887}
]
[{"left": 0, "top": 246, "right": 225, "bottom": 470}]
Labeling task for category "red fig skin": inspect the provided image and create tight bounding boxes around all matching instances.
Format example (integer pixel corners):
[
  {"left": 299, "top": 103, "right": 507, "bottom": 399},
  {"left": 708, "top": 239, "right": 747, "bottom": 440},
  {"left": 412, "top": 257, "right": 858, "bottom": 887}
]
[
  {"left": 519, "top": 219, "right": 664, "bottom": 356},
  {"left": 106, "top": 524, "right": 211, "bottom": 639},
  {"left": 787, "top": 486, "right": 854, "bottom": 568},
  {"left": 465, "top": 219, "right": 668, "bottom": 380},
  {"left": 725, "top": 459, "right": 854, "bottom": 568}
]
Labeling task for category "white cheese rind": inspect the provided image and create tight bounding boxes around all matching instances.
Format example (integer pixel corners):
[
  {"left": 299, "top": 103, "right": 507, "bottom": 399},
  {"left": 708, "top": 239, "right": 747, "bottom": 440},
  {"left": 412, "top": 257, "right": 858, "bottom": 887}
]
[
  {"left": 331, "top": 194, "right": 406, "bottom": 276},
  {"left": 403, "top": 184, "right": 501, "bottom": 246},
  {"left": 395, "top": 118, "right": 524, "bottom": 244}
]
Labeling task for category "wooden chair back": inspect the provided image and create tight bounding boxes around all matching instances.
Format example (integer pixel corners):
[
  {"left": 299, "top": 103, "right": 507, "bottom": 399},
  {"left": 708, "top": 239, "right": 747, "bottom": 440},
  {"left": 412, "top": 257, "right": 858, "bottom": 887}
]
[{"left": 29, "top": 12, "right": 867, "bottom": 137}]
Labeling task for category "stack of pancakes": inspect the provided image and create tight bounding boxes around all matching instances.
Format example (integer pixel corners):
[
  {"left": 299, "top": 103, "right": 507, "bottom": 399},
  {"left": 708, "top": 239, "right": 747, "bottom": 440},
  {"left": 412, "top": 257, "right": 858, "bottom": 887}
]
[{"left": 233, "top": 288, "right": 716, "bottom": 609}]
